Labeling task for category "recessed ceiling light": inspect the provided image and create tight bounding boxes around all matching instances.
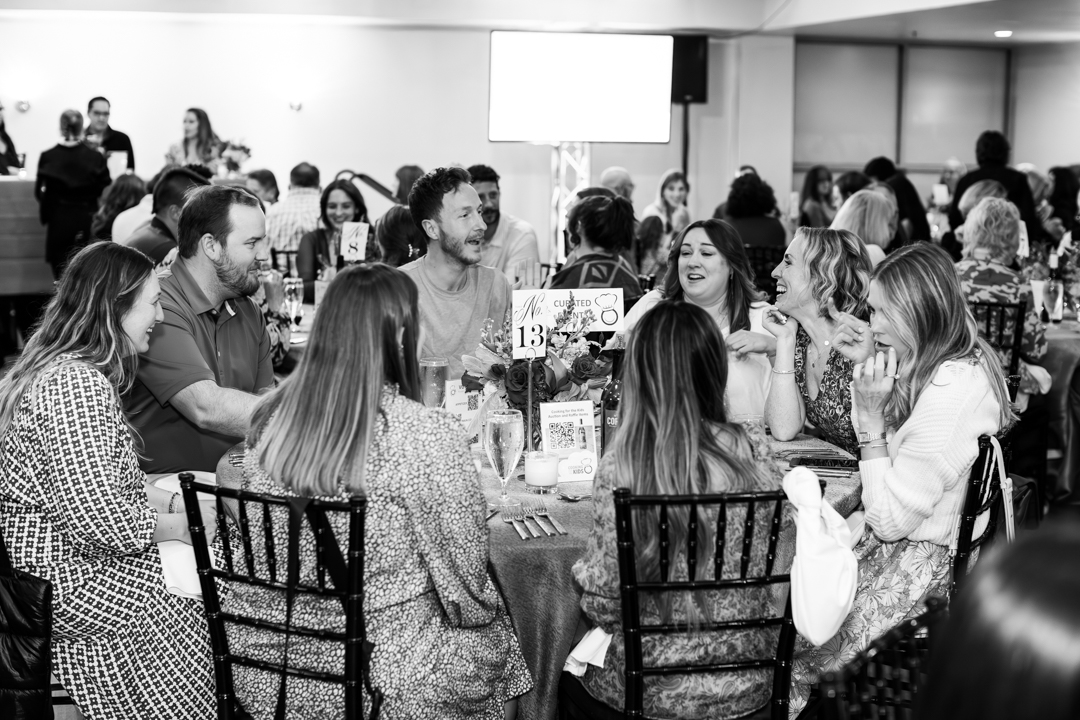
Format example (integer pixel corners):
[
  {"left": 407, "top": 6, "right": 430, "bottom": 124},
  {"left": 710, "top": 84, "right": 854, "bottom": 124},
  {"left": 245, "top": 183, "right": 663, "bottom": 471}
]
[{"left": 995, "top": 30, "right": 1013, "bottom": 38}]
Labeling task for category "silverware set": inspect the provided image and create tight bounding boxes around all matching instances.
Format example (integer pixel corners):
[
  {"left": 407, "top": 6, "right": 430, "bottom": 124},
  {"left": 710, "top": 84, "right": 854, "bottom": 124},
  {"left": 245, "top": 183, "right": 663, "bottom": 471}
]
[{"left": 501, "top": 503, "right": 567, "bottom": 540}]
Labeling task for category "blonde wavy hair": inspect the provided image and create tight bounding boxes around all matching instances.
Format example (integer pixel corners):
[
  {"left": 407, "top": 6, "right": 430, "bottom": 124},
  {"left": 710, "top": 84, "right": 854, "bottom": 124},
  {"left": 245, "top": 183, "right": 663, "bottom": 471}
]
[
  {"left": 962, "top": 197, "right": 1021, "bottom": 264},
  {"left": 831, "top": 189, "right": 897, "bottom": 249},
  {"left": 797, "top": 227, "right": 873, "bottom": 319}
]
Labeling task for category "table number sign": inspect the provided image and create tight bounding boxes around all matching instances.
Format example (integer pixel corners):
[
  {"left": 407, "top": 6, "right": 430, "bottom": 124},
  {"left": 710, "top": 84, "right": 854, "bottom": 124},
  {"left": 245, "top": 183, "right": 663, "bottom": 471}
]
[
  {"left": 540, "top": 400, "right": 597, "bottom": 482},
  {"left": 341, "top": 222, "right": 369, "bottom": 263},
  {"left": 510, "top": 288, "right": 625, "bottom": 360}
]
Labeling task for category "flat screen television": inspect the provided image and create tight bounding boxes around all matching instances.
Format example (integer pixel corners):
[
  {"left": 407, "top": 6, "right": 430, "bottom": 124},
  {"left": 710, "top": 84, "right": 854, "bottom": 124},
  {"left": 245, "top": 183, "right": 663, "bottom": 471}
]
[{"left": 488, "top": 31, "right": 674, "bottom": 143}]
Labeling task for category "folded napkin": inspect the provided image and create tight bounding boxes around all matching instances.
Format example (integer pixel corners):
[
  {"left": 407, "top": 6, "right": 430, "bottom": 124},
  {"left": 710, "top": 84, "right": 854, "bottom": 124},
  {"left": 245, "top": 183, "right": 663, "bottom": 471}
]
[
  {"left": 153, "top": 471, "right": 218, "bottom": 600},
  {"left": 563, "top": 627, "right": 614, "bottom": 676},
  {"left": 783, "top": 466, "right": 859, "bottom": 647}
]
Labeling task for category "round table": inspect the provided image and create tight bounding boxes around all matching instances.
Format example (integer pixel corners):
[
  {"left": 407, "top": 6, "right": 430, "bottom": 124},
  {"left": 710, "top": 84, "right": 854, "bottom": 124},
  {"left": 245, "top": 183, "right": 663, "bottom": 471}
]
[{"left": 1043, "top": 320, "right": 1080, "bottom": 502}]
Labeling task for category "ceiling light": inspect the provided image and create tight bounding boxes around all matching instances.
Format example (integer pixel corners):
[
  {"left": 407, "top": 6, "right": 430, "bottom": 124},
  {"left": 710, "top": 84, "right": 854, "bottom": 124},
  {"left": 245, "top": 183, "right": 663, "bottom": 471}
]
[{"left": 995, "top": 30, "right": 1013, "bottom": 38}]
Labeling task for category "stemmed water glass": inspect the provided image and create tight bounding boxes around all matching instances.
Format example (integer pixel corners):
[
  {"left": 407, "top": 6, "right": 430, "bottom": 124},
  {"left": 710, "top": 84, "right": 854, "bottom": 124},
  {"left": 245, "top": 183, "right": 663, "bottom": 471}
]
[
  {"left": 485, "top": 409, "right": 524, "bottom": 510},
  {"left": 282, "top": 277, "right": 304, "bottom": 333}
]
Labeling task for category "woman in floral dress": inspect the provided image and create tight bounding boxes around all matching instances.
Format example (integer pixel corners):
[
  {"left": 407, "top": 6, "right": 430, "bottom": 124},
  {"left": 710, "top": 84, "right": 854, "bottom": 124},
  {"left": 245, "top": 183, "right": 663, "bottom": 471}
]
[
  {"left": 224, "top": 263, "right": 531, "bottom": 719},
  {"left": 571, "top": 301, "right": 783, "bottom": 719},
  {"left": 786, "top": 243, "right": 1016, "bottom": 716},
  {"left": 0, "top": 242, "right": 216, "bottom": 719}
]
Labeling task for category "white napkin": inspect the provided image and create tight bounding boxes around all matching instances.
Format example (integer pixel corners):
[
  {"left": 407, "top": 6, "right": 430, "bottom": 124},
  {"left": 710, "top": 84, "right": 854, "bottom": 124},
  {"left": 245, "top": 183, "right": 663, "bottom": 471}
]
[
  {"left": 153, "top": 471, "right": 218, "bottom": 600},
  {"left": 783, "top": 466, "right": 859, "bottom": 647},
  {"left": 563, "top": 627, "right": 614, "bottom": 676}
]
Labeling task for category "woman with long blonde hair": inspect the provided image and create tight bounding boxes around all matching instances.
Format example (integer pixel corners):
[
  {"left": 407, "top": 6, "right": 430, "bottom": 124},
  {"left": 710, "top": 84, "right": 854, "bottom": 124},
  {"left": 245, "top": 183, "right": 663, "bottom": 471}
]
[
  {"left": 830, "top": 189, "right": 897, "bottom": 267},
  {"left": 0, "top": 242, "right": 216, "bottom": 718},
  {"left": 788, "top": 242, "right": 1015, "bottom": 715},
  {"left": 571, "top": 301, "right": 780, "bottom": 719},
  {"left": 225, "top": 263, "right": 531, "bottom": 719}
]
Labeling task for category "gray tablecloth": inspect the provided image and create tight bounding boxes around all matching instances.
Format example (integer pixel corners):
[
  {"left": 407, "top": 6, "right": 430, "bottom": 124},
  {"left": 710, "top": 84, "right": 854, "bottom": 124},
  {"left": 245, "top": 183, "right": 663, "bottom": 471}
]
[
  {"left": 482, "top": 436, "right": 863, "bottom": 720},
  {"left": 1043, "top": 321, "right": 1080, "bottom": 502}
]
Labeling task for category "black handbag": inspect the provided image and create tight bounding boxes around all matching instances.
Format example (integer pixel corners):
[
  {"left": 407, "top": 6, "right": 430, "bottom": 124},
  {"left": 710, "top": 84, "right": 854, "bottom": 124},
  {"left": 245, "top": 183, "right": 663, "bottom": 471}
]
[{"left": 0, "top": 524, "right": 54, "bottom": 720}]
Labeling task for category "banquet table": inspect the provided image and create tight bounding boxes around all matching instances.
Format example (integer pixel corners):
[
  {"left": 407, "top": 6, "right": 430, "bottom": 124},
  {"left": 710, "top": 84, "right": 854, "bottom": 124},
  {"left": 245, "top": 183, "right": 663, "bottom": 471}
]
[
  {"left": 1043, "top": 319, "right": 1080, "bottom": 502},
  {"left": 480, "top": 435, "right": 862, "bottom": 720}
]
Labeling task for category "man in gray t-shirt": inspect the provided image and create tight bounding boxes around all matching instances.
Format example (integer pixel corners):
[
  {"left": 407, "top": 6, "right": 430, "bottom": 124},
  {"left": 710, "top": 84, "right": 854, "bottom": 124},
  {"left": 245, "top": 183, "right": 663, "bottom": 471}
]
[{"left": 401, "top": 166, "right": 511, "bottom": 380}]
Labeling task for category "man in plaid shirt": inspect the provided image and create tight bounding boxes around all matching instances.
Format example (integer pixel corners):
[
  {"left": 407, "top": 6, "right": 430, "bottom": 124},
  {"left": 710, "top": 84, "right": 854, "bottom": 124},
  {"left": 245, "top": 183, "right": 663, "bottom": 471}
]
[{"left": 266, "top": 162, "right": 321, "bottom": 254}]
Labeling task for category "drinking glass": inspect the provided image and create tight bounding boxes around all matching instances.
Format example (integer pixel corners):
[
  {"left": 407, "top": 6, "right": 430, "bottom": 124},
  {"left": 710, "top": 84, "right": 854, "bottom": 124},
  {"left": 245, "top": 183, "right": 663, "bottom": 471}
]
[
  {"left": 419, "top": 357, "right": 449, "bottom": 408},
  {"left": 282, "top": 278, "right": 304, "bottom": 332},
  {"left": 485, "top": 409, "right": 524, "bottom": 509}
]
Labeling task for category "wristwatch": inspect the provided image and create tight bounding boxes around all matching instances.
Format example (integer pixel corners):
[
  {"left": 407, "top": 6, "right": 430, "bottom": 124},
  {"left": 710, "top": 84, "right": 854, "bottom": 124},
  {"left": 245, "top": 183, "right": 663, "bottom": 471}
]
[{"left": 856, "top": 431, "right": 887, "bottom": 446}]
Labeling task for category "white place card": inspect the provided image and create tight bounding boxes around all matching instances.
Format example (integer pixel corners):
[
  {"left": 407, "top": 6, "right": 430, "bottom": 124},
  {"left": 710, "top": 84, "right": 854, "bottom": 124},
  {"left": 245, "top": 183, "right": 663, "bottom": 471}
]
[{"left": 540, "top": 400, "right": 598, "bottom": 482}]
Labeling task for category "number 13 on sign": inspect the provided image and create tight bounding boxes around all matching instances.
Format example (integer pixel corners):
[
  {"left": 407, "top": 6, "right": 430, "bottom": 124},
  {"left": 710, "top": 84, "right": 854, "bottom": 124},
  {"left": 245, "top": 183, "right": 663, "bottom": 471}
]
[{"left": 512, "top": 290, "right": 549, "bottom": 359}]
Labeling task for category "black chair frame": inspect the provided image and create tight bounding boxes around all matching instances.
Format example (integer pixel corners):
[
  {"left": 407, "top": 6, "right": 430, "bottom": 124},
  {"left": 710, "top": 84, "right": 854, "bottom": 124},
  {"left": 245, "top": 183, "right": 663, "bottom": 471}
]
[
  {"left": 818, "top": 596, "right": 948, "bottom": 720},
  {"left": 180, "top": 473, "right": 381, "bottom": 720},
  {"left": 968, "top": 300, "right": 1026, "bottom": 397},
  {"left": 611, "top": 487, "right": 797, "bottom": 719},
  {"left": 269, "top": 248, "right": 299, "bottom": 276},
  {"left": 743, "top": 245, "right": 784, "bottom": 303},
  {"left": 950, "top": 435, "right": 1007, "bottom": 598}
]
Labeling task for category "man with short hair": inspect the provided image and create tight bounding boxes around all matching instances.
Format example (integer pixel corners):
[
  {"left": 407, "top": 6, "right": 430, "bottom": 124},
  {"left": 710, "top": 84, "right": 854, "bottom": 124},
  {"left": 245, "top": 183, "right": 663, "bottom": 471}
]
[
  {"left": 402, "top": 167, "right": 511, "bottom": 380},
  {"left": 466, "top": 163, "right": 539, "bottom": 279},
  {"left": 85, "top": 96, "right": 135, "bottom": 172},
  {"left": 599, "top": 166, "right": 635, "bottom": 201},
  {"left": 126, "top": 167, "right": 209, "bottom": 263},
  {"left": 948, "top": 130, "right": 1038, "bottom": 245},
  {"left": 125, "top": 185, "right": 274, "bottom": 473},
  {"left": 266, "top": 162, "right": 321, "bottom": 255}
]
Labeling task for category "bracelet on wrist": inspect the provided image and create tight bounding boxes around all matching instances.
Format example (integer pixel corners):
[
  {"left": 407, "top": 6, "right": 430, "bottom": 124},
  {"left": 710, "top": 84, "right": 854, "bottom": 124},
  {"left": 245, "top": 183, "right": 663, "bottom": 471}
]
[
  {"left": 771, "top": 368, "right": 796, "bottom": 375},
  {"left": 862, "top": 440, "right": 888, "bottom": 450}
]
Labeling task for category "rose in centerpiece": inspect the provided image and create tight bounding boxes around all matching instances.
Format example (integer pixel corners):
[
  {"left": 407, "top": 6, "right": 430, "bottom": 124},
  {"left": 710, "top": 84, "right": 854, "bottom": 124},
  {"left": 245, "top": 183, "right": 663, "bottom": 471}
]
[
  {"left": 504, "top": 359, "right": 554, "bottom": 406},
  {"left": 569, "top": 353, "right": 607, "bottom": 385}
]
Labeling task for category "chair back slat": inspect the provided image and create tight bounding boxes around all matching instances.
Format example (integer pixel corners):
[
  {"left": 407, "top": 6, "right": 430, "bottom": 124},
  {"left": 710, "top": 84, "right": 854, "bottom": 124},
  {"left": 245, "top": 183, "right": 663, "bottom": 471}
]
[
  {"left": 951, "top": 435, "right": 1007, "bottom": 596},
  {"left": 613, "top": 487, "right": 794, "bottom": 719},
  {"left": 967, "top": 300, "right": 1026, "bottom": 376},
  {"left": 819, "top": 597, "right": 947, "bottom": 720},
  {"left": 179, "top": 474, "right": 380, "bottom": 720}
]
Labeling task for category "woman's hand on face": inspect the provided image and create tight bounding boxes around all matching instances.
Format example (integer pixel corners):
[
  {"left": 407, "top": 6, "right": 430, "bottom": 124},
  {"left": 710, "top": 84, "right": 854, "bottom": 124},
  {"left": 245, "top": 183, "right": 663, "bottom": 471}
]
[
  {"left": 726, "top": 330, "right": 777, "bottom": 359},
  {"left": 827, "top": 297, "right": 874, "bottom": 365},
  {"left": 852, "top": 347, "right": 897, "bottom": 419},
  {"left": 761, "top": 306, "right": 798, "bottom": 341}
]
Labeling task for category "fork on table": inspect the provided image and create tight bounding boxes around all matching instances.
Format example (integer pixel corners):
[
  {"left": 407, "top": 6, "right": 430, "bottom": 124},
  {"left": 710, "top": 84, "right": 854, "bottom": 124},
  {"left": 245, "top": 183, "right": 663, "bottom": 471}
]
[
  {"left": 532, "top": 502, "right": 568, "bottom": 535},
  {"left": 501, "top": 510, "right": 530, "bottom": 541},
  {"left": 521, "top": 506, "right": 555, "bottom": 537}
]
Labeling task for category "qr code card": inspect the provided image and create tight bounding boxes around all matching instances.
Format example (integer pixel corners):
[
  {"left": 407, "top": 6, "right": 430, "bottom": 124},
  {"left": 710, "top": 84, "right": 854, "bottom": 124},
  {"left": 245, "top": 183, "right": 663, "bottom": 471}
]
[{"left": 539, "top": 400, "right": 595, "bottom": 459}]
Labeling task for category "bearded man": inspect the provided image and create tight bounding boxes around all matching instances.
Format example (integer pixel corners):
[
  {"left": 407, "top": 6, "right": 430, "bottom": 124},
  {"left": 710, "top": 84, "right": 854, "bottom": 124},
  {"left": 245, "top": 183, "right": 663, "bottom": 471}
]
[
  {"left": 125, "top": 184, "right": 274, "bottom": 472},
  {"left": 401, "top": 166, "right": 511, "bottom": 380}
]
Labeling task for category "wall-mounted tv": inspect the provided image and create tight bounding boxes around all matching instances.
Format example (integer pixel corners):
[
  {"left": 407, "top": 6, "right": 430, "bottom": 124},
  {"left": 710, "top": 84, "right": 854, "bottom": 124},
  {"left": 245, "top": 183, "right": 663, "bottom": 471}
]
[{"left": 488, "top": 31, "right": 674, "bottom": 143}]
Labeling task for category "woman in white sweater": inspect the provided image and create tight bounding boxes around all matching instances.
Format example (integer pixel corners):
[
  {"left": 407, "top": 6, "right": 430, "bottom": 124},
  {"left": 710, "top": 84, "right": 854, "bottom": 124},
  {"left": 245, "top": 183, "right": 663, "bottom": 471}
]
[{"left": 788, "top": 242, "right": 1015, "bottom": 715}]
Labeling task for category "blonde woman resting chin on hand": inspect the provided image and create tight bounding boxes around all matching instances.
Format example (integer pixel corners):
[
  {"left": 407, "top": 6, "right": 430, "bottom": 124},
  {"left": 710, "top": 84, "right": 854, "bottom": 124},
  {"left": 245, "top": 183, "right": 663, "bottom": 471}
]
[{"left": 786, "top": 242, "right": 1016, "bottom": 717}]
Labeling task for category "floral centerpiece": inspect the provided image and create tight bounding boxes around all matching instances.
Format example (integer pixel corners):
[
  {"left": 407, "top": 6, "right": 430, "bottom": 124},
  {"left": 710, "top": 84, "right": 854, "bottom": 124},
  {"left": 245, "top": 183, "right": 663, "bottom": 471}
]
[
  {"left": 221, "top": 139, "right": 251, "bottom": 174},
  {"left": 461, "top": 292, "right": 618, "bottom": 448}
]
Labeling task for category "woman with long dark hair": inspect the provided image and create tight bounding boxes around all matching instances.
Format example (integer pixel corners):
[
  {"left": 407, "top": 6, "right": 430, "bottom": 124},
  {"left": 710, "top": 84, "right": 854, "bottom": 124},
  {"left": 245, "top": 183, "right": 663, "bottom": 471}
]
[
  {"left": 225, "top": 263, "right": 532, "bottom": 718},
  {"left": 787, "top": 243, "right": 1015, "bottom": 714},
  {"left": 165, "top": 107, "right": 222, "bottom": 172},
  {"left": 624, "top": 218, "right": 774, "bottom": 417},
  {"left": 35, "top": 109, "right": 111, "bottom": 277},
  {"left": 0, "top": 242, "right": 215, "bottom": 717},
  {"left": 571, "top": 301, "right": 779, "bottom": 718},
  {"left": 547, "top": 194, "right": 643, "bottom": 300},
  {"left": 296, "top": 179, "right": 370, "bottom": 302},
  {"left": 375, "top": 204, "right": 427, "bottom": 267},
  {"left": 799, "top": 164, "right": 836, "bottom": 228},
  {"left": 642, "top": 168, "right": 691, "bottom": 248},
  {"left": 91, "top": 173, "right": 146, "bottom": 240}
]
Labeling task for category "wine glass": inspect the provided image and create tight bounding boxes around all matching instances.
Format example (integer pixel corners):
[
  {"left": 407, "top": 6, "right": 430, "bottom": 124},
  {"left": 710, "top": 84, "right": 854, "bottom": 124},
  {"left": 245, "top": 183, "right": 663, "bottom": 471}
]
[
  {"left": 282, "top": 278, "right": 304, "bottom": 333},
  {"left": 485, "top": 409, "right": 524, "bottom": 509}
]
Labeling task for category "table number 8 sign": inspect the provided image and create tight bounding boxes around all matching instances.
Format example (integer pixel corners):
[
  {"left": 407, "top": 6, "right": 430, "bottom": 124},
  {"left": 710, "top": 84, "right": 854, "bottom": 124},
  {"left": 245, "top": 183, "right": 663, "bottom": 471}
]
[{"left": 341, "top": 221, "right": 369, "bottom": 263}]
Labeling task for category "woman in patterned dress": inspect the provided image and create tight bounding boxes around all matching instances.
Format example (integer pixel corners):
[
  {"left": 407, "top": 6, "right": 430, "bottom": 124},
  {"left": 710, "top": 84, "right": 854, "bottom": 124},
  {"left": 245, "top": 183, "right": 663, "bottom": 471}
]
[
  {"left": 786, "top": 243, "right": 1016, "bottom": 716},
  {"left": 0, "top": 242, "right": 217, "bottom": 719},
  {"left": 570, "top": 301, "right": 782, "bottom": 719},
  {"left": 764, "top": 227, "right": 874, "bottom": 455},
  {"left": 224, "top": 263, "right": 531, "bottom": 719}
]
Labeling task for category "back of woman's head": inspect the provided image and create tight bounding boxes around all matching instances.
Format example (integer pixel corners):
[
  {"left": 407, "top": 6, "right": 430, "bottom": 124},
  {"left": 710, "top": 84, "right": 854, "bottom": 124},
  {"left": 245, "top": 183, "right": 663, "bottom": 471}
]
[
  {"left": 59, "top": 109, "right": 83, "bottom": 141},
  {"left": 834, "top": 171, "right": 871, "bottom": 204},
  {"left": 635, "top": 215, "right": 665, "bottom": 257},
  {"left": 571, "top": 195, "right": 634, "bottom": 252},
  {"left": 962, "top": 197, "right": 1020, "bottom": 263},
  {"left": 872, "top": 243, "right": 1014, "bottom": 429},
  {"left": 919, "top": 520, "right": 1080, "bottom": 720},
  {"left": 662, "top": 219, "right": 764, "bottom": 331},
  {"left": 725, "top": 173, "right": 777, "bottom": 218},
  {"left": 93, "top": 174, "right": 147, "bottom": 239},
  {"left": 0, "top": 243, "right": 153, "bottom": 436},
  {"left": 1049, "top": 167, "right": 1080, "bottom": 224},
  {"left": 958, "top": 179, "right": 1008, "bottom": 218},
  {"left": 831, "top": 190, "right": 895, "bottom": 248},
  {"left": 376, "top": 205, "right": 427, "bottom": 267},
  {"left": 251, "top": 264, "right": 421, "bottom": 497},
  {"left": 320, "top": 179, "right": 369, "bottom": 228},
  {"left": 798, "top": 227, "right": 872, "bottom": 318},
  {"left": 394, "top": 165, "right": 424, "bottom": 205}
]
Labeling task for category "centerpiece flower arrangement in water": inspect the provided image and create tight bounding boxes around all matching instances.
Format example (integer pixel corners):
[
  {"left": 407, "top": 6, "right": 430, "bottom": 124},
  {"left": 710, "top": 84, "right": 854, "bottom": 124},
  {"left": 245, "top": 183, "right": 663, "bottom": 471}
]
[{"left": 461, "top": 292, "right": 618, "bottom": 448}]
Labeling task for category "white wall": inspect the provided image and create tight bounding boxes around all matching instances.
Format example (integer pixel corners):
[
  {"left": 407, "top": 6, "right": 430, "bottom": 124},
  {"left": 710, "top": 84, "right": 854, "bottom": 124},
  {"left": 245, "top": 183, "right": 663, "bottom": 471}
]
[
  {"left": 0, "top": 13, "right": 798, "bottom": 251},
  {"left": 1012, "top": 42, "right": 1080, "bottom": 170}
]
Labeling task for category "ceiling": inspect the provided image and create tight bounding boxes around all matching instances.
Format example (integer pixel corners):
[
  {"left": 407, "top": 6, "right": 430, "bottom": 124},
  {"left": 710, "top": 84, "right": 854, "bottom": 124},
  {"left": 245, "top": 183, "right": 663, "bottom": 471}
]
[{"left": 794, "top": 0, "right": 1080, "bottom": 44}]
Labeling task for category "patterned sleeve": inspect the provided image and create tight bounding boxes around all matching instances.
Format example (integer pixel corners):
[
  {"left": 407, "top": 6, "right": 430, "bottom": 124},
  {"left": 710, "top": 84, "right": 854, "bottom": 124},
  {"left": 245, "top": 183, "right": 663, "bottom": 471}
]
[
  {"left": 402, "top": 411, "right": 500, "bottom": 629},
  {"left": 36, "top": 364, "right": 156, "bottom": 557},
  {"left": 1020, "top": 279, "right": 1047, "bottom": 362},
  {"left": 571, "top": 458, "right": 622, "bottom": 630}
]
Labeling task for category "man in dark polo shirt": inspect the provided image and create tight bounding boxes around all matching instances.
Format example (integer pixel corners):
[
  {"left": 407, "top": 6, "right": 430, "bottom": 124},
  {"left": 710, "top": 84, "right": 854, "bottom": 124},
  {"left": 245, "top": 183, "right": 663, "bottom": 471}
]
[
  {"left": 128, "top": 167, "right": 209, "bottom": 264},
  {"left": 125, "top": 184, "right": 274, "bottom": 472},
  {"left": 85, "top": 96, "right": 136, "bottom": 172}
]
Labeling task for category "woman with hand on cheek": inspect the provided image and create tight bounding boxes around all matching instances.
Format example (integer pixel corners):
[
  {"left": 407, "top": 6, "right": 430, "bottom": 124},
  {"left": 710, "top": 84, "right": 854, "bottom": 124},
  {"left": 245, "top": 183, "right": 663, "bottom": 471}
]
[{"left": 787, "top": 243, "right": 1016, "bottom": 716}]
